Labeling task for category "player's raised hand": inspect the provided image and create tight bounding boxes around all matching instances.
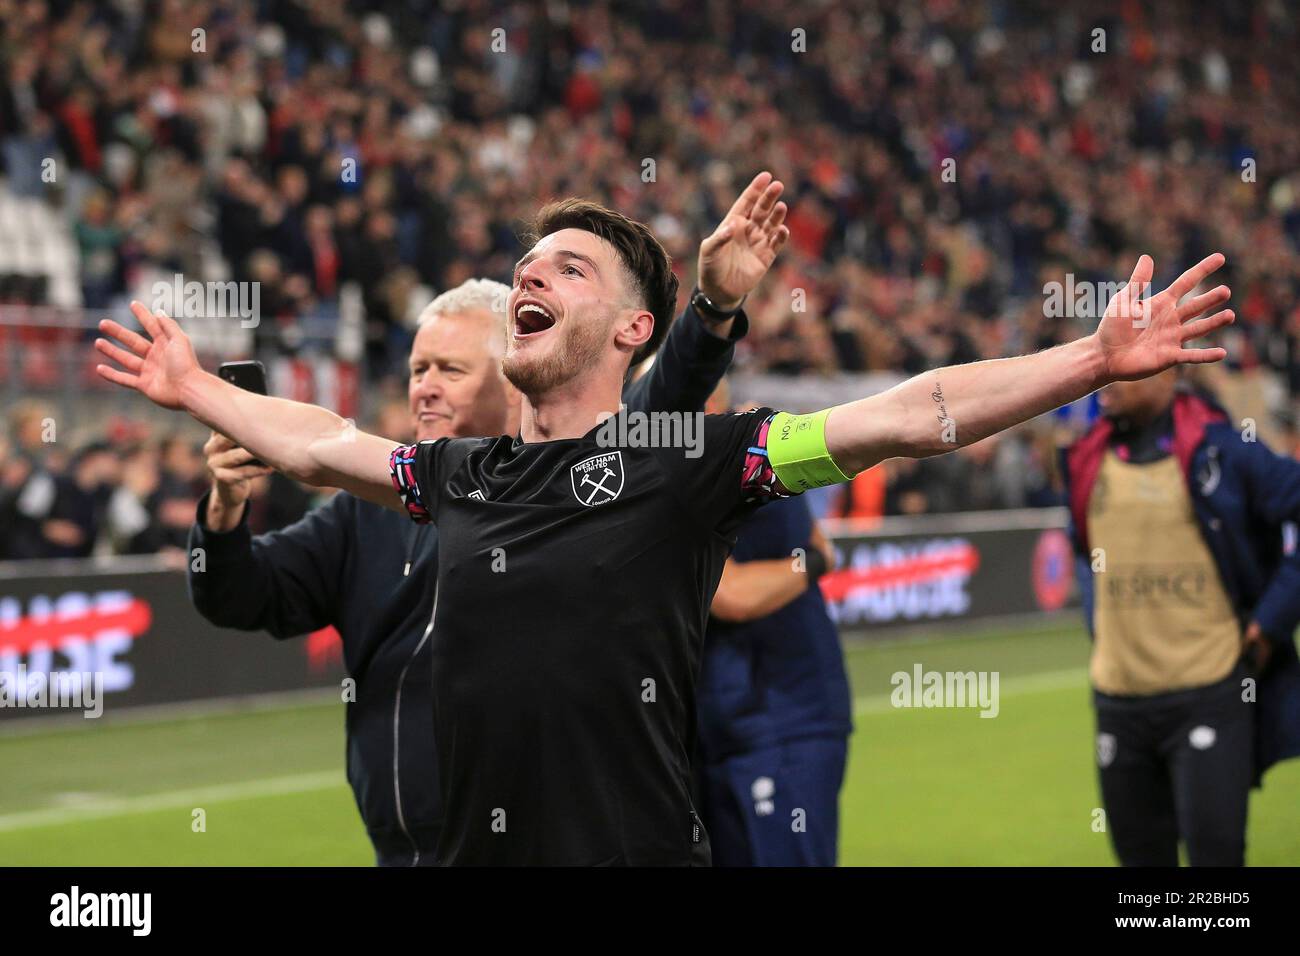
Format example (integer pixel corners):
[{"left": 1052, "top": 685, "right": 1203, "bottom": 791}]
[
  {"left": 1094, "top": 253, "right": 1234, "bottom": 383},
  {"left": 698, "top": 170, "right": 790, "bottom": 310},
  {"left": 95, "top": 301, "right": 202, "bottom": 411}
]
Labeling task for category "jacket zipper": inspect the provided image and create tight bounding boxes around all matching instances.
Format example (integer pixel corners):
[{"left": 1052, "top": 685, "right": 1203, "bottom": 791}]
[
  {"left": 393, "top": 524, "right": 433, "bottom": 866},
  {"left": 402, "top": 521, "right": 425, "bottom": 577}
]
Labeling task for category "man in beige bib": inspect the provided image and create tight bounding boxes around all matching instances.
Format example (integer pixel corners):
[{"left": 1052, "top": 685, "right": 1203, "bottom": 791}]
[{"left": 1064, "top": 369, "right": 1300, "bottom": 866}]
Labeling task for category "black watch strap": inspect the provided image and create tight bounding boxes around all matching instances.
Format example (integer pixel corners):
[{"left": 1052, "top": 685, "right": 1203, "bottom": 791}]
[{"left": 692, "top": 287, "right": 745, "bottom": 322}]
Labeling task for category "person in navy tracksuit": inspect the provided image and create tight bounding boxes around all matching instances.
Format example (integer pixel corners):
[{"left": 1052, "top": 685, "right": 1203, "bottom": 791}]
[
  {"left": 1063, "top": 373, "right": 1300, "bottom": 866},
  {"left": 697, "top": 489, "right": 853, "bottom": 866}
]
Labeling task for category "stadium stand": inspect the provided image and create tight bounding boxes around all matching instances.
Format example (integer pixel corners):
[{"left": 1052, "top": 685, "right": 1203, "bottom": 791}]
[{"left": 2, "top": 0, "right": 1298, "bottom": 557}]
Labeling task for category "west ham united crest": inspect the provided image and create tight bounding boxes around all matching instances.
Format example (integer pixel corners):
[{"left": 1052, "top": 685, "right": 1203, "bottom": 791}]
[{"left": 571, "top": 451, "right": 624, "bottom": 506}]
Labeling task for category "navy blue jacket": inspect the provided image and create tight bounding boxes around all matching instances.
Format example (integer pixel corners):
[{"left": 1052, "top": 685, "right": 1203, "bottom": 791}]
[
  {"left": 1063, "top": 391, "right": 1300, "bottom": 779},
  {"left": 187, "top": 303, "right": 746, "bottom": 864},
  {"left": 697, "top": 495, "right": 852, "bottom": 762}
]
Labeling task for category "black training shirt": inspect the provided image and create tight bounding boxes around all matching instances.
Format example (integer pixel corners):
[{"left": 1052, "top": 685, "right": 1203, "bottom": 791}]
[{"left": 388, "top": 407, "right": 785, "bottom": 865}]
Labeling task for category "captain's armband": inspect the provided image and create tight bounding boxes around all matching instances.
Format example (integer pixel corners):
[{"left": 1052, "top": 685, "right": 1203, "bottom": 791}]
[{"left": 767, "top": 410, "right": 856, "bottom": 493}]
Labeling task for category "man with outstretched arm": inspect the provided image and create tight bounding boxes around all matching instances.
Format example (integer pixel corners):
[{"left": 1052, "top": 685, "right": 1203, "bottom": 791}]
[
  {"left": 96, "top": 185, "right": 1233, "bottom": 863},
  {"left": 181, "top": 172, "right": 789, "bottom": 866}
]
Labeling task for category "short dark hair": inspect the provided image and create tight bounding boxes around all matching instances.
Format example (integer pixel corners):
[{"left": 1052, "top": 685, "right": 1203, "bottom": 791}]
[{"left": 522, "top": 199, "right": 678, "bottom": 366}]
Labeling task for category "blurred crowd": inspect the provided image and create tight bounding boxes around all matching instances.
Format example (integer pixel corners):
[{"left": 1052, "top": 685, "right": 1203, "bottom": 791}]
[
  {"left": 3, "top": 0, "right": 1300, "bottom": 554},
  {"left": 0, "top": 400, "right": 342, "bottom": 561}
]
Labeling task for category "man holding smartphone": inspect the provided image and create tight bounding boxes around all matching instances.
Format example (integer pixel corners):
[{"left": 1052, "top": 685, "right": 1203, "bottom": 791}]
[{"left": 185, "top": 175, "right": 787, "bottom": 865}]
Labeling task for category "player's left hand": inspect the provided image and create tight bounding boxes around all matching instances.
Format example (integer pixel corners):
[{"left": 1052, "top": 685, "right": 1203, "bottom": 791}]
[
  {"left": 1093, "top": 253, "right": 1234, "bottom": 383},
  {"left": 698, "top": 171, "right": 789, "bottom": 311}
]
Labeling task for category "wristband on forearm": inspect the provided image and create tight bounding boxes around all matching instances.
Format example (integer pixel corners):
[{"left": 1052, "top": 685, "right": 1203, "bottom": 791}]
[{"left": 802, "top": 545, "right": 829, "bottom": 583}]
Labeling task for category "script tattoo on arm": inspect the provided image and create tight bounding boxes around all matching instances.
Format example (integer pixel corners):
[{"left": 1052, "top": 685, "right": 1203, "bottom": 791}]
[{"left": 932, "top": 379, "right": 956, "bottom": 444}]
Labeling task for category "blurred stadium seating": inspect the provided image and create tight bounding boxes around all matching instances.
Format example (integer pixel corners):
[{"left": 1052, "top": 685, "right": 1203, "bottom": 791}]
[{"left": 2, "top": 0, "right": 1298, "bottom": 559}]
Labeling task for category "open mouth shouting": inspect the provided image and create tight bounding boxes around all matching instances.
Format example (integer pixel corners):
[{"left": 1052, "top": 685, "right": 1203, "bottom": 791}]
[{"left": 514, "top": 298, "right": 558, "bottom": 339}]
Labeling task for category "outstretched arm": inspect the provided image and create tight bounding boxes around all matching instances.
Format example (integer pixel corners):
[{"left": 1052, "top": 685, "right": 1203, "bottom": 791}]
[
  {"left": 96, "top": 302, "right": 403, "bottom": 512},
  {"left": 823, "top": 253, "right": 1234, "bottom": 475}
]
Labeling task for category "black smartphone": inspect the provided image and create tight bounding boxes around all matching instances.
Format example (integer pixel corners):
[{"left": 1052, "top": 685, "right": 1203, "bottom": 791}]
[
  {"left": 217, "top": 361, "right": 268, "bottom": 466},
  {"left": 218, "top": 360, "right": 268, "bottom": 395}
]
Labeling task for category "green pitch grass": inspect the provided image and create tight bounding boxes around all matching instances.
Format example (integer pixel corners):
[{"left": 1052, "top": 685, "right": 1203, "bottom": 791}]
[{"left": 1, "top": 617, "right": 1297, "bottom": 866}]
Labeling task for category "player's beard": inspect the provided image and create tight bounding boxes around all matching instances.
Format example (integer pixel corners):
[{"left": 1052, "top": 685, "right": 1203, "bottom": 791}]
[{"left": 503, "top": 313, "right": 609, "bottom": 397}]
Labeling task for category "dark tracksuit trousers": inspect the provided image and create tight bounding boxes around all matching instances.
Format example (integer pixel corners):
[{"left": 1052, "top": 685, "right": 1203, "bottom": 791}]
[
  {"left": 1094, "top": 661, "right": 1255, "bottom": 866},
  {"left": 698, "top": 736, "right": 847, "bottom": 867}
]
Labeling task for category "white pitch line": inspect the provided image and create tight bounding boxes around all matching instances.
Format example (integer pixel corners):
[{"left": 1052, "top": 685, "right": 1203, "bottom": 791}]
[
  {"left": 853, "top": 667, "right": 1088, "bottom": 717},
  {"left": 0, "top": 668, "right": 1091, "bottom": 834},
  {"left": 0, "top": 770, "right": 345, "bottom": 833}
]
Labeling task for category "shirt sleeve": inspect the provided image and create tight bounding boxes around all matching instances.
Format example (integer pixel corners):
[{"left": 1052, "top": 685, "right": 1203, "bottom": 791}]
[
  {"left": 388, "top": 439, "right": 445, "bottom": 524},
  {"left": 664, "top": 406, "right": 791, "bottom": 537},
  {"left": 620, "top": 302, "right": 749, "bottom": 415},
  {"left": 187, "top": 490, "right": 351, "bottom": 638}
]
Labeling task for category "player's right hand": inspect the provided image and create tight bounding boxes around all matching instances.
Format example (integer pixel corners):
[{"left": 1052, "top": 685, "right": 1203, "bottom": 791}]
[
  {"left": 95, "top": 301, "right": 203, "bottom": 411},
  {"left": 204, "top": 431, "right": 271, "bottom": 513}
]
